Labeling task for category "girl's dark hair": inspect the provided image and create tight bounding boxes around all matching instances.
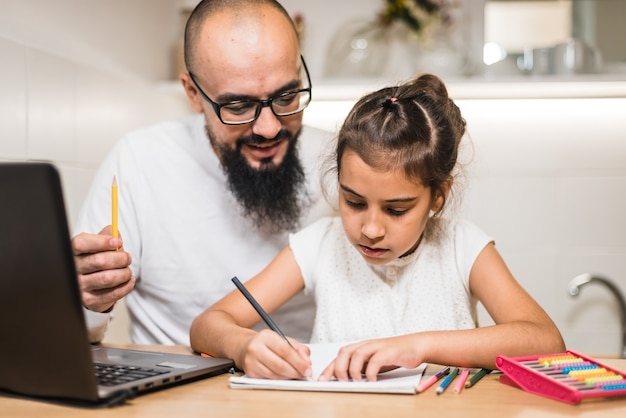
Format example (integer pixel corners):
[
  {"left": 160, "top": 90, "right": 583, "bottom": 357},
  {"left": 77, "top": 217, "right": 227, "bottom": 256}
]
[{"left": 334, "top": 73, "right": 466, "bottom": 214}]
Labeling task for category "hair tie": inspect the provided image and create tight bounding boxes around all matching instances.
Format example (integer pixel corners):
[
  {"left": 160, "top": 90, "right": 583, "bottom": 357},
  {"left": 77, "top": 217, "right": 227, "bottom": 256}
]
[{"left": 382, "top": 97, "right": 398, "bottom": 108}]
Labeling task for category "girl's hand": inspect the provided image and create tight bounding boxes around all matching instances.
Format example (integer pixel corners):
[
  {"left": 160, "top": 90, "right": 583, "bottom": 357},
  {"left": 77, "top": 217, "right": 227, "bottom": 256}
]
[
  {"left": 318, "top": 336, "right": 423, "bottom": 382},
  {"left": 239, "top": 329, "right": 312, "bottom": 380}
]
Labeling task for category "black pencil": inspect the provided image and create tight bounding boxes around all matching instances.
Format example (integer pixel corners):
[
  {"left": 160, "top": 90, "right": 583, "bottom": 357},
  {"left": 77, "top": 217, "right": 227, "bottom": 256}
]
[{"left": 231, "top": 276, "right": 294, "bottom": 348}]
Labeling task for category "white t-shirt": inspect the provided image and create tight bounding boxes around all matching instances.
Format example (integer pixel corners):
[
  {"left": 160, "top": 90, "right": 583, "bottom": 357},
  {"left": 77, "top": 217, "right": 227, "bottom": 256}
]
[
  {"left": 289, "top": 217, "right": 493, "bottom": 343},
  {"left": 78, "top": 114, "right": 334, "bottom": 345}
]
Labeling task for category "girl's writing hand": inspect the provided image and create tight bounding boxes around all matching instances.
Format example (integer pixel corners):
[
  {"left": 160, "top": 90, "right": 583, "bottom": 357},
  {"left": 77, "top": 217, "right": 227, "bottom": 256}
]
[{"left": 239, "top": 329, "right": 312, "bottom": 380}]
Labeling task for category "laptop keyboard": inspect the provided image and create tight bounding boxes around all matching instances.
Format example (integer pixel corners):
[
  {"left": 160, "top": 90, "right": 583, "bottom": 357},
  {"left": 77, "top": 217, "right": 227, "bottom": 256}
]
[{"left": 94, "top": 363, "right": 169, "bottom": 386}]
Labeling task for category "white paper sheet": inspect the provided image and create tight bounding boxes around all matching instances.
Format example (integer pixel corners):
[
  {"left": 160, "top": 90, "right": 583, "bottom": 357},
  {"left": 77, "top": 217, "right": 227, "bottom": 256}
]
[{"left": 229, "top": 343, "right": 426, "bottom": 394}]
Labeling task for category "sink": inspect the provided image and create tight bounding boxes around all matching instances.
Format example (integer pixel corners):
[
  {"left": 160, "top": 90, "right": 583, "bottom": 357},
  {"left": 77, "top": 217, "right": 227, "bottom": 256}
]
[{"left": 568, "top": 273, "right": 626, "bottom": 359}]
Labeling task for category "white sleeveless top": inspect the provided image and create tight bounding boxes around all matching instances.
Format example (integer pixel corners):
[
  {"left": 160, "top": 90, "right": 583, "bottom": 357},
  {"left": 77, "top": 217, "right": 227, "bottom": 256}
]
[{"left": 289, "top": 217, "right": 493, "bottom": 343}]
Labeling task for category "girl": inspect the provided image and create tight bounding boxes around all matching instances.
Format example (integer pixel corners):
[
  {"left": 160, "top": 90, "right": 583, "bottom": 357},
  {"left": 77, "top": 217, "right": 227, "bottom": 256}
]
[{"left": 190, "top": 74, "right": 565, "bottom": 382}]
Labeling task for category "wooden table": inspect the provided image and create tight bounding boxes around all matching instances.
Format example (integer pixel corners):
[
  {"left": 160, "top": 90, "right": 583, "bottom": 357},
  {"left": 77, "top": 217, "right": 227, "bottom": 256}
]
[{"left": 2, "top": 344, "right": 626, "bottom": 417}]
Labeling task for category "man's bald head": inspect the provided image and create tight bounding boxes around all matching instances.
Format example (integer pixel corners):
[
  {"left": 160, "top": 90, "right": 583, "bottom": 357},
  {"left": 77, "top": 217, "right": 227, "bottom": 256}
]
[{"left": 184, "top": 0, "right": 297, "bottom": 74}]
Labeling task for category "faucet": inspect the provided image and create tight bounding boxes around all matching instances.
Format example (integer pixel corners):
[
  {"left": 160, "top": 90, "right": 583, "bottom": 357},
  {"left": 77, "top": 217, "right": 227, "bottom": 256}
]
[{"left": 568, "top": 273, "right": 626, "bottom": 358}]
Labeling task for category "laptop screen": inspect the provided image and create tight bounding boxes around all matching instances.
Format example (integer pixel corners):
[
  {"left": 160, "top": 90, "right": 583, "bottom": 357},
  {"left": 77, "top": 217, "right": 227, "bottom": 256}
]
[
  {"left": 0, "top": 162, "right": 101, "bottom": 401},
  {"left": 0, "top": 162, "right": 234, "bottom": 405}
]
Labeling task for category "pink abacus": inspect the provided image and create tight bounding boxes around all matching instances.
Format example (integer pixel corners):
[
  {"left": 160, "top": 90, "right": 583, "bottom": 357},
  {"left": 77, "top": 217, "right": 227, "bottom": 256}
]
[{"left": 496, "top": 350, "right": 626, "bottom": 404}]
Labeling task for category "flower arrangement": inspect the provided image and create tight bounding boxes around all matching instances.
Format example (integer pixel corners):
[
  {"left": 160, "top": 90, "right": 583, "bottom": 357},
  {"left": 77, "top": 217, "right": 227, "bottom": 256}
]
[
  {"left": 377, "top": 0, "right": 454, "bottom": 41},
  {"left": 323, "top": 0, "right": 461, "bottom": 78}
]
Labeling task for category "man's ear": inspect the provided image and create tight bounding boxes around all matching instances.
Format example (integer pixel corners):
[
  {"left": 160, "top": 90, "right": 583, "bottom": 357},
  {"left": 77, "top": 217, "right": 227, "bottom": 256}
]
[{"left": 180, "top": 72, "right": 204, "bottom": 114}]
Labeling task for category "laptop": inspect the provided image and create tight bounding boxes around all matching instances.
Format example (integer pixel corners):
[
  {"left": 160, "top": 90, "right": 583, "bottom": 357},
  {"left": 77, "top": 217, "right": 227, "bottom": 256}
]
[{"left": 0, "top": 162, "right": 234, "bottom": 407}]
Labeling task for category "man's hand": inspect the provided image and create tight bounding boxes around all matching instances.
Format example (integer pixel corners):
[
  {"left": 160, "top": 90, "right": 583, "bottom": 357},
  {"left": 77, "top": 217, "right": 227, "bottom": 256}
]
[{"left": 72, "top": 226, "right": 134, "bottom": 313}]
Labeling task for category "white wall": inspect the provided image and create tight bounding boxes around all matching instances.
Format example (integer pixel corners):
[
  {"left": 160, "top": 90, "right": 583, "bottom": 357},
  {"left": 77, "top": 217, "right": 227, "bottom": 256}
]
[{"left": 0, "top": 0, "right": 182, "bottom": 82}]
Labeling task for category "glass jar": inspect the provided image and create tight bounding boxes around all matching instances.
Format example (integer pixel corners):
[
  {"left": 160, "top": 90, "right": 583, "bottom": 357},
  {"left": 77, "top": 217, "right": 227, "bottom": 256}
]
[{"left": 324, "top": 19, "right": 390, "bottom": 79}]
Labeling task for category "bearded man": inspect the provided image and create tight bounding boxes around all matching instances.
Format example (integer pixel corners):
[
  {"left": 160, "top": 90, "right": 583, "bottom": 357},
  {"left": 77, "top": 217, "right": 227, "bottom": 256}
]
[{"left": 72, "top": 0, "right": 333, "bottom": 345}]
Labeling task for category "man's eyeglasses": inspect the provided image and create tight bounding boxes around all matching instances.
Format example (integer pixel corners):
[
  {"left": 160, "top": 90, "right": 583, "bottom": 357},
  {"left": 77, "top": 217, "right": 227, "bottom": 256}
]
[{"left": 189, "top": 56, "right": 312, "bottom": 125}]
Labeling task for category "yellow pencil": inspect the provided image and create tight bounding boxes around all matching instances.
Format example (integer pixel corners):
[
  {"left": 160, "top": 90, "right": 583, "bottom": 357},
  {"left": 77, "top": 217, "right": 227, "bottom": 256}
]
[{"left": 111, "top": 175, "right": 118, "bottom": 243}]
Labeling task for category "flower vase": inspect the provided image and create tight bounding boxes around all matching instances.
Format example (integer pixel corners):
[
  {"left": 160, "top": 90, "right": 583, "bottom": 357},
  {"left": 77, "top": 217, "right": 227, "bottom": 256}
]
[
  {"left": 324, "top": 20, "right": 390, "bottom": 79},
  {"left": 416, "top": 29, "right": 466, "bottom": 78},
  {"left": 381, "top": 23, "right": 424, "bottom": 80}
]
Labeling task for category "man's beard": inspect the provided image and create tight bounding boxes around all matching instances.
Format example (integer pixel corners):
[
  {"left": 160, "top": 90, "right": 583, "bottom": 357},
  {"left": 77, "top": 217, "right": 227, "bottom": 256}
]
[{"left": 207, "top": 127, "right": 310, "bottom": 234}]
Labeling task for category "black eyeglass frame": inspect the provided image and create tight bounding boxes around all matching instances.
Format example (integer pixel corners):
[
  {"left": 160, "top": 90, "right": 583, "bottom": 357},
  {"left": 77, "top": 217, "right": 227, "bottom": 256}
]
[{"left": 188, "top": 55, "right": 312, "bottom": 125}]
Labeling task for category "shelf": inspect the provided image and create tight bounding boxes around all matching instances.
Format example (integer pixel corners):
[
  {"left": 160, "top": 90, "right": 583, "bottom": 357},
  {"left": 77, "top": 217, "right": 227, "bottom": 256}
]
[
  {"left": 315, "top": 74, "right": 626, "bottom": 100},
  {"left": 158, "top": 73, "right": 626, "bottom": 102}
]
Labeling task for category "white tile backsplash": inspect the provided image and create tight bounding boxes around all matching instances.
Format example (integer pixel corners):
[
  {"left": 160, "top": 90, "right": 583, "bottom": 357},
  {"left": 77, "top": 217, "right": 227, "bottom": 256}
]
[
  {"left": 557, "top": 176, "right": 626, "bottom": 248},
  {"left": 0, "top": 38, "right": 27, "bottom": 159},
  {"left": 26, "top": 49, "right": 76, "bottom": 162},
  {"left": 467, "top": 177, "right": 559, "bottom": 244},
  {"left": 54, "top": 163, "right": 98, "bottom": 235},
  {"left": 74, "top": 66, "right": 127, "bottom": 166}
]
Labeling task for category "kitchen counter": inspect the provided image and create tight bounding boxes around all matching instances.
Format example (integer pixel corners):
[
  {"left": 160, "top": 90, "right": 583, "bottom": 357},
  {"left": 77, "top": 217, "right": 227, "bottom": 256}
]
[{"left": 314, "top": 74, "right": 626, "bottom": 100}]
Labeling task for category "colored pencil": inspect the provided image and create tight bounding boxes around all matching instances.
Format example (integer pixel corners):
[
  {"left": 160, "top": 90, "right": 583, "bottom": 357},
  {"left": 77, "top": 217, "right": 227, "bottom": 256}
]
[
  {"left": 454, "top": 368, "right": 470, "bottom": 393},
  {"left": 465, "top": 368, "right": 491, "bottom": 388},
  {"left": 436, "top": 367, "right": 459, "bottom": 395},
  {"left": 416, "top": 367, "right": 450, "bottom": 393}
]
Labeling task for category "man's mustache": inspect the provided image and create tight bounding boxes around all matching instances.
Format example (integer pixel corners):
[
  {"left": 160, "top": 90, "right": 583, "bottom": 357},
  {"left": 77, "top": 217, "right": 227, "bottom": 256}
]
[{"left": 236, "top": 130, "right": 292, "bottom": 147}]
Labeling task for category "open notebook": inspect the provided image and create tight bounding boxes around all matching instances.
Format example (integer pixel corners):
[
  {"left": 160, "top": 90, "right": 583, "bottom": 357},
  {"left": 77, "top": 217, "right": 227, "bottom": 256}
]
[
  {"left": 0, "top": 162, "right": 234, "bottom": 407},
  {"left": 229, "top": 343, "right": 427, "bottom": 394}
]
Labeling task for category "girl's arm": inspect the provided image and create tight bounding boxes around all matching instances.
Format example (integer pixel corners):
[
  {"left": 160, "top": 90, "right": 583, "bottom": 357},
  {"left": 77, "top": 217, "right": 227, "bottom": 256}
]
[
  {"left": 190, "top": 245, "right": 312, "bottom": 380},
  {"left": 461, "top": 242, "right": 566, "bottom": 361},
  {"left": 319, "top": 243, "right": 565, "bottom": 382}
]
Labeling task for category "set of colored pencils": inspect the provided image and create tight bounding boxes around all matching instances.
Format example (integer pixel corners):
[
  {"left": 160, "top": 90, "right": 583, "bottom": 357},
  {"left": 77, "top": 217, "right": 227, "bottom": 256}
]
[{"left": 416, "top": 367, "right": 491, "bottom": 394}]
